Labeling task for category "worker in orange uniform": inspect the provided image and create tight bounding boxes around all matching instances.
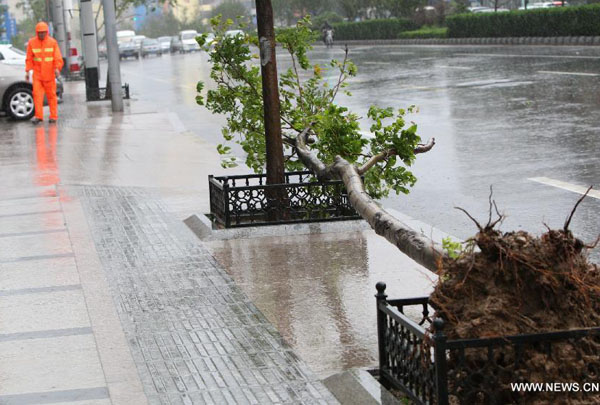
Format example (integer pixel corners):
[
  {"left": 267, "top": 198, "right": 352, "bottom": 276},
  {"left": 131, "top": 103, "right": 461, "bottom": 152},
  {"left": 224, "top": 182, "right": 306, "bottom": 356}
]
[{"left": 25, "top": 22, "right": 64, "bottom": 124}]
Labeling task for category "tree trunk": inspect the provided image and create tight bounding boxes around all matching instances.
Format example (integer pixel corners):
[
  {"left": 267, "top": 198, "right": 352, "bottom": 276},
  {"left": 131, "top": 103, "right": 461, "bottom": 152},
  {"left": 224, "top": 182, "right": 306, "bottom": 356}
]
[
  {"left": 255, "top": 0, "right": 285, "bottom": 186},
  {"left": 295, "top": 129, "right": 445, "bottom": 272}
]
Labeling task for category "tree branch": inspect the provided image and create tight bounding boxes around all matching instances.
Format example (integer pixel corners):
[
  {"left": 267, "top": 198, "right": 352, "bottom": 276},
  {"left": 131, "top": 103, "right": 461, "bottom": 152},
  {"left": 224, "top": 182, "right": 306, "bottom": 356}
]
[
  {"left": 357, "top": 138, "right": 436, "bottom": 176},
  {"left": 295, "top": 127, "right": 444, "bottom": 271},
  {"left": 330, "top": 45, "right": 350, "bottom": 104}
]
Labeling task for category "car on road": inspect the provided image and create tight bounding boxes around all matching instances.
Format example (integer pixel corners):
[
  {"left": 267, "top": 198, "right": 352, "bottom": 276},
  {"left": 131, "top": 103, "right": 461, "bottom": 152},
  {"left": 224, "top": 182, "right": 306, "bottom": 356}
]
[
  {"left": 119, "top": 40, "right": 140, "bottom": 59},
  {"left": 0, "top": 63, "right": 64, "bottom": 120},
  {"left": 225, "top": 29, "right": 244, "bottom": 39},
  {"left": 519, "top": 1, "right": 569, "bottom": 8},
  {"left": 202, "top": 33, "right": 215, "bottom": 48},
  {"left": 170, "top": 35, "right": 183, "bottom": 53},
  {"left": 0, "top": 45, "right": 26, "bottom": 66},
  {"left": 179, "top": 30, "right": 200, "bottom": 52},
  {"left": 158, "top": 36, "right": 171, "bottom": 53},
  {"left": 141, "top": 38, "right": 162, "bottom": 58},
  {"left": 117, "top": 30, "right": 136, "bottom": 44}
]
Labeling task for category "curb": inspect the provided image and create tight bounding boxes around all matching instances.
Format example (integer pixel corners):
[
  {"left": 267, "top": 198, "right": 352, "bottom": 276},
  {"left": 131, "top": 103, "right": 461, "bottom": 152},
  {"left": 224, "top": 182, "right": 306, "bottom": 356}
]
[
  {"left": 184, "top": 213, "right": 371, "bottom": 241},
  {"left": 323, "top": 368, "right": 402, "bottom": 405},
  {"left": 184, "top": 207, "right": 458, "bottom": 246},
  {"left": 325, "top": 36, "right": 600, "bottom": 47}
]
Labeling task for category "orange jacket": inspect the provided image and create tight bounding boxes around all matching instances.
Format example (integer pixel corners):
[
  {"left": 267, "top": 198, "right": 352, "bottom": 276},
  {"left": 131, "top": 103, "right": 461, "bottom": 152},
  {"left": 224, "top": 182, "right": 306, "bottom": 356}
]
[{"left": 26, "top": 22, "right": 64, "bottom": 81}]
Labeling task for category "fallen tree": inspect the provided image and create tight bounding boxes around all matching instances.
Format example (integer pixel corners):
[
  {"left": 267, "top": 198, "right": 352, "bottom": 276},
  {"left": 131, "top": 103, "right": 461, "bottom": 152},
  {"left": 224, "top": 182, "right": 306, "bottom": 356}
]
[
  {"left": 197, "top": 15, "right": 445, "bottom": 270},
  {"left": 197, "top": 10, "right": 600, "bottom": 403}
]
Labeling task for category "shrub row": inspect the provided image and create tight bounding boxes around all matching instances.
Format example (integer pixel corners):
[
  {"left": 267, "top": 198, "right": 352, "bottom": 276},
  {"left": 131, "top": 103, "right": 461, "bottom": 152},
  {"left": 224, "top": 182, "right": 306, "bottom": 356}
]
[
  {"left": 333, "top": 18, "right": 418, "bottom": 40},
  {"left": 447, "top": 4, "right": 600, "bottom": 38},
  {"left": 398, "top": 26, "right": 448, "bottom": 39}
]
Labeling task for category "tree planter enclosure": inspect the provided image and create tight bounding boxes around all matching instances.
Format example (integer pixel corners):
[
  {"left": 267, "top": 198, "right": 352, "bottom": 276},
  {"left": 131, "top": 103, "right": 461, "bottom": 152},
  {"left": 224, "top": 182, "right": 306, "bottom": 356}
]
[
  {"left": 208, "top": 171, "right": 361, "bottom": 228},
  {"left": 375, "top": 282, "right": 600, "bottom": 405}
]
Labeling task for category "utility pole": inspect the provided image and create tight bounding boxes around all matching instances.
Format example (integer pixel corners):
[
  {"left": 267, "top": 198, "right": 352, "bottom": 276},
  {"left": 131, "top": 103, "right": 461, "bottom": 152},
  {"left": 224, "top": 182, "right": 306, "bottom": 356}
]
[
  {"left": 255, "top": 0, "right": 284, "bottom": 186},
  {"left": 102, "top": 0, "right": 123, "bottom": 111},
  {"left": 79, "top": 0, "right": 99, "bottom": 99},
  {"left": 52, "top": 0, "right": 67, "bottom": 74}
]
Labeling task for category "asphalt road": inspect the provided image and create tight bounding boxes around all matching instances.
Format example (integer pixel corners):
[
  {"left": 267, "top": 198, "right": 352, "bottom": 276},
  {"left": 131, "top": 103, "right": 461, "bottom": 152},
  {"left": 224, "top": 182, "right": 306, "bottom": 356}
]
[{"left": 111, "top": 44, "right": 600, "bottom": 259}]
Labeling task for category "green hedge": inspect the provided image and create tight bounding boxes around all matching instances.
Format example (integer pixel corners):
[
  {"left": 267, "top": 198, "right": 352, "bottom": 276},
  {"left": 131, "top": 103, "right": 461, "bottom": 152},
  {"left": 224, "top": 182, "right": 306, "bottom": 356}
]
[
  {"left": 333, "top": 18, "right": 418, "bottom": 40},
  {"left": 398, "top": 26, "right": 448, "bottom": 39},
  {"left": 447, "top": 4, "right": 600, "bottom": 38}
]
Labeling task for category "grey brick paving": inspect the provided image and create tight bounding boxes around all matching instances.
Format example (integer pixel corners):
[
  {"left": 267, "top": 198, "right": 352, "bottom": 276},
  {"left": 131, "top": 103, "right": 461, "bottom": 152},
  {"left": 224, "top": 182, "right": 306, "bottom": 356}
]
[{"left": 75, "top": 185, "right": 337, "bottom": 405}]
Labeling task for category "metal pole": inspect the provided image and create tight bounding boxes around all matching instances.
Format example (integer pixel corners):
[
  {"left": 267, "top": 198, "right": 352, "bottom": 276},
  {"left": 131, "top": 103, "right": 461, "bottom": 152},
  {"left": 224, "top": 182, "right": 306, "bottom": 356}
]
[
  {"left": 433, "top": 318, "right": 449, "bottom": 405},
  {"left": 62, "top": 0, "right": 72, "bottom": 74},
  {"left": 102, "top": 0, "right": 123, "bottom": 111},
  {"left": 79, "top": 0, "right": 99, "bottom": 99},
  {"left": 52, "top": 0, "right": 67, "bottom": 70},
  {"left": 255, "top": 0, "right": 284, "bottom": 186}
]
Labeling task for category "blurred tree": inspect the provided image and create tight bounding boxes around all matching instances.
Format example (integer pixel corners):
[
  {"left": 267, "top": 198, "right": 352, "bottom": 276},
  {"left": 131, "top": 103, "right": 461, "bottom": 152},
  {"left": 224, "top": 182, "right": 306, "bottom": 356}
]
[
  {"left": 272, "top": 0, "right": 336, "bottom": 26},
  {"left": 295, "top": 0, "right": 334, "bottom": 16},
  {"left": 382, "top": 0, "right": 427, "bottom": 18},
  {"left": 211, "top": 0, "right": 250, "bottom": 21},
  {"left": 312, "top": 11, "right": 344, "bottom": 28},
  {"left": 272, "top": 0, "right": 297, "bottom": 25},
  {"left": 0, "top": 5, "right": 6, "bottom": 37},
  {"left": 139, "top": 11, "right": 182, "bottom": 37},
  {"left": 93, "top": 0, "right": 175, "bottom": 43},
  {"left": 337, "top": 0, "right": 364, "bottom": 21}
]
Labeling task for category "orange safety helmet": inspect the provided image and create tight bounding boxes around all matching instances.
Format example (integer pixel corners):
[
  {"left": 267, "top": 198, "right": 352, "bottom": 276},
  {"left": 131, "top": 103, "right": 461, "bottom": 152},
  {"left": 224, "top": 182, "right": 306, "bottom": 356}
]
[{"left": 35, "top": 21, "right": 49, "bottom": 33}]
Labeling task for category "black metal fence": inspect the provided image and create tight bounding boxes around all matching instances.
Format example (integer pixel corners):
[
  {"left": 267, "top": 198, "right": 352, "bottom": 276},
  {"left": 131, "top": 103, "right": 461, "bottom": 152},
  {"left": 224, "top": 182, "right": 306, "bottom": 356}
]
[
  {"left": 87, "top": 84, "right": 130, "bottom": 102},
  {"left": 208, "top": 171, "right": 361, "bottom": 228},
  {"left": 375, "top": 282, "right": 600, "bottom": 405}
]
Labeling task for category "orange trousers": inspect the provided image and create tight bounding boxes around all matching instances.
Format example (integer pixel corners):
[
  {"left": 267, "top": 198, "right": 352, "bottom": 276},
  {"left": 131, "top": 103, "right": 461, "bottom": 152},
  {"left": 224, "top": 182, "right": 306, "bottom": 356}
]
[{"left": 33, "top": 78, "right": 58, "bottom": 120}]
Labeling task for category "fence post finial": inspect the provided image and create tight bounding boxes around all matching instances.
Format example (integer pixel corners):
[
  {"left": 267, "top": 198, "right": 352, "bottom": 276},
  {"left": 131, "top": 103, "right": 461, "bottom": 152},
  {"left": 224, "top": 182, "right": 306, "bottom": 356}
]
[{"left": 375, "top": 282, "right": 388, "bottom": 381}]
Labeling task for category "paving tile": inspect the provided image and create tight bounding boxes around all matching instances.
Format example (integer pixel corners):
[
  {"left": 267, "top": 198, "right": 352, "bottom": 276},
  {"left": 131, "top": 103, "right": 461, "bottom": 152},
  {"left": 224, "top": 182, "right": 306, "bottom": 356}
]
[
  {"left": 75, "top": 185, "right": 338, "bottom": 404},
  {"left": 0, "top": 231, "right": 72, "bottom": 262},
  {"left": 0, "top": 255, "right": 79, "bottom": 290},
  {"left": 50, "top": 400, "right": 112, "bottom": 405},
  {"left": 0, "top": 335, "right": 106, "bottom": 396},
  {"left": 0, "top": 196, "right": 61, "bottom": 216},
  {"left": 0, "top": 211, "right": 65, "bottom": 235},
  {"left": 0, "top": 289, "right": 90, "bottom": 334}
]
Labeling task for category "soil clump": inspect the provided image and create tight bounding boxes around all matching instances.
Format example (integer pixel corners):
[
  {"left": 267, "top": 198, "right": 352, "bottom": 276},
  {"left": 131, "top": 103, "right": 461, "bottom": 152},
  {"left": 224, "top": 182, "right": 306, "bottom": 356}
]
[{"left": 429, "top": 191, "right": 600, "bottom": 404}]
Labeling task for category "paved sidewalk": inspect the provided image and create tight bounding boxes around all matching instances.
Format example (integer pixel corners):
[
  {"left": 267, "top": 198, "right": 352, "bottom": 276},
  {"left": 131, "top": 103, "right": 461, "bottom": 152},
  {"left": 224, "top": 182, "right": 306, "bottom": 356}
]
[{"left": 0, "top": 82, "right": 337, "bottom": 404}]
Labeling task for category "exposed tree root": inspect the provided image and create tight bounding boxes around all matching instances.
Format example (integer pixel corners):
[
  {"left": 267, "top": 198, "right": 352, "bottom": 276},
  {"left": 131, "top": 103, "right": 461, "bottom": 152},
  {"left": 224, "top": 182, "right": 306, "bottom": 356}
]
[{"left": 430, "top": 189, "right": 600, "bottom": 404}]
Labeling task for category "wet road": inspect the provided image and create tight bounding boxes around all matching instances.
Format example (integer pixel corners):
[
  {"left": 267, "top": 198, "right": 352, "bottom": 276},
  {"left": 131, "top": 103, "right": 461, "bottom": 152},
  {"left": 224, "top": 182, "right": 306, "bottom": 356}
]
[{"left": 114, "top": 45, "right": 600, "bottom": 259}]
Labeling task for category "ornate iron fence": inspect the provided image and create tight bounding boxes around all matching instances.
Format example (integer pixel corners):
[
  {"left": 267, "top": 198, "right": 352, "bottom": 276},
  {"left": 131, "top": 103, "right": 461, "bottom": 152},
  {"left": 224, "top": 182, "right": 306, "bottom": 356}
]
[
  {"left": 208, "top": 171, "right": 361, "bottom": 228},
  {"left": 375, "top": 282, "right": 600, "bottom": 405},
  {"left": 87, "top": 84, "right": 130, "bottom": 102}
]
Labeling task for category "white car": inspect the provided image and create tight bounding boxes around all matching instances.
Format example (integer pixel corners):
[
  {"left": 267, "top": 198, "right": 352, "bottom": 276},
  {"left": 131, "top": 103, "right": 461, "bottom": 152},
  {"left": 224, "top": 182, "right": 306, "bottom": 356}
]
[
  {"left": 225, "top": 30, "right": 245, "bottom": 39},
  {"left": 0, "top": 45, "right": 26, "bottom": 66},
  {"left": 158, "top": 36, "right": 171, "bottom": 53},
  {"left": 179, "top": 30, "right": 200, "bottom": 53}
]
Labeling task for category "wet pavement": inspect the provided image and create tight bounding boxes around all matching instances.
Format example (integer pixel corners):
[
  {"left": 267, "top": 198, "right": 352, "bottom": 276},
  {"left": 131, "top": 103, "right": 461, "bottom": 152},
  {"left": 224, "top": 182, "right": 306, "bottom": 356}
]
[
  {"left": 114, "top": 45, "right": 600, "bottom": 259},
  {"left": 206, "top": 230, "right": 433, "bottom": 379},
  {"left": 0, "top": 83, "right": 337, "bottom": 403},
  {"left": 1, "top": 43, "right": 599, "bottom": 403}
]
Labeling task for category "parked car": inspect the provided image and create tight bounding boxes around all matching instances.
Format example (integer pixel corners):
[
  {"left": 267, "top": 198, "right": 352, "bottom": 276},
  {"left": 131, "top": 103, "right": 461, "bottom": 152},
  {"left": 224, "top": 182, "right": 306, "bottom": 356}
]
[
  {"left": 158, "top": 36, "right": 171, "bottom": 53},
  {"left": 203, "top": 33, "right": 215, "bottom": 48},
  {"left": 468, "top": 6, "right": 509, "bottom": 12},
  {"left": 0, "top": 45, "right": 27, "bottom": 66},
  {"left": 225, "top": 29, "right": 244, "bottom": 39},
  {"left": 519, "top": 1, "right": 568, "bottom": 8},
  {"left": 179, "top": 30, "right": 200, "bottom": 52},
  {"left": 141, "top": 38, "right": 161, "bottom": 57},
  {"left": 170, "top": 35, "right": 183, "bottom": 53},
  {"left": 0, "top": 63, "right": 64, "bottom": 120},
  {"left": 119, "top": 40, "right": 140, "bottom": 60}
]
